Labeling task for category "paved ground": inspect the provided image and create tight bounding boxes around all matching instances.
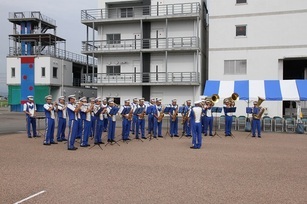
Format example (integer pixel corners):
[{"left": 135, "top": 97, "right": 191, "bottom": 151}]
[
  {"left": 1, "top": 129, "right": 307, "bottom": 203},
  {"left": 1, "top": 108, "right": 307, "bottom": 203}
]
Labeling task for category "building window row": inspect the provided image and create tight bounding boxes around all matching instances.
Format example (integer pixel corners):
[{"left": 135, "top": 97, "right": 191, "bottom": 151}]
[
  {"left": 236, "top": 0, "right": 247, "bottom": 4},
  {"left": 107, "top": 34, "right": 121, "bottom": 44},
  {"left": 107, "top": 65, "right": 121, "bottom": 76},
  {"left": 224, "top": 60, "right": 247, "bottom": 75}
]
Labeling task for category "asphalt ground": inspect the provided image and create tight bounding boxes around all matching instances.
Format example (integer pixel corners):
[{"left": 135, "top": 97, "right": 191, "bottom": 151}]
[{"left": 1, "top": 108, "right": 307, "bottom": 203}]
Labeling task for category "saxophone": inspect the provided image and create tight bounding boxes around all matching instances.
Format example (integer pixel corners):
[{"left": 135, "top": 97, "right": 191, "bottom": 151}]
[
  {"left": 181, "top": 108, "right": 190, "bottom": 125},
  {"left": 138, "top": 107, "right": 146, "bottom": 119},
  {"left": 171, "top": 106, "right": 178, "bottom": 122},
  {"left": 127, "top": 107, "right": 133, "bottom": 121},
  {"left": 157, "top": 106, "right": 165, "bottom": 122}
]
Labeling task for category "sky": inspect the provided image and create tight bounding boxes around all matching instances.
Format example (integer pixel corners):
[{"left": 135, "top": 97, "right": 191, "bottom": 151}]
[{"left": 0, "top": 0, "right": 98, "bottom": 96}]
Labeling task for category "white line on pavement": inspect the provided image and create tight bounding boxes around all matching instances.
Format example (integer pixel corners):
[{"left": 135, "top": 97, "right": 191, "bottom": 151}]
[{"left": 14, "top": 190, "right": 46, "bottom": 204}]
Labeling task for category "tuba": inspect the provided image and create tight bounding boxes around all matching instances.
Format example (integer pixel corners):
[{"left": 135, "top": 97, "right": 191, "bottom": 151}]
[
  {"left": 223, "top": 93, "right": 239, "bottom": 107},
  {"left": 253, "top": 96, "right": 265, "bottom": 119}
]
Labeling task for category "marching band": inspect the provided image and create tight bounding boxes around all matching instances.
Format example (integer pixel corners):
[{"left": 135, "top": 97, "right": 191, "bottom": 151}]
[{"left": 24, "top": 92, "right": 267, "bottom": 150}]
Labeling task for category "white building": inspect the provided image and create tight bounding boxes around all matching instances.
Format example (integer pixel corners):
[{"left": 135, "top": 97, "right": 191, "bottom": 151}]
[
  {"left": 6, "top": 11, "right": 96, "bottom": 111},
  {"left": 81, "top": 0, "right": 209, "bottom": 105},
  {"left": 208, "top": 0, "right": 307, "bottom": 117}
]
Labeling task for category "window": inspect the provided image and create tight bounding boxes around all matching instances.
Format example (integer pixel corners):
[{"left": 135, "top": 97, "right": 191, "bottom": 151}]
[
  {"left": 236, "top": 25, "right": 246, "bottom": 36},
  {"left": 11, "top": 67, "right": 15, "bottom": 78},
  {"left": 107, "top": 66, "right": 120, "bottom": 76},
  {"left": 224, "top": 60, "right": 247, "bottom": 75},
  {"left": 107, "top": 34, "right": 121, "bottom": 44},
  {"left": 121, "top": 8, "right": 133, "bottom": 18},
  {"left": 236, "top": 0, "right": 247, "bottom": 3},
  {"left": 53, "top": 67, "right": 58, "bottom": 78},
  {"left": 41, "top": 67, "right": 45, "bottom": 77}
]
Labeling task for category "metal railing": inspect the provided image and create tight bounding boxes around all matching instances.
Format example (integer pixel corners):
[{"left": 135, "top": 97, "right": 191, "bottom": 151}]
[
  {"left": 82, "top": 37, "right": 199, "bottom": 52},
  {"left": 8, "top": 47, "right": 97, "bottom": 66},
  {"left": 81, "top": 2, "right": 200, "bottom": 21},
  {"left": 81, "top": 72, "right": 200, "bottom": 84},
  {"left": 9, "top": 11, "right": 56, "bottom": 26}
]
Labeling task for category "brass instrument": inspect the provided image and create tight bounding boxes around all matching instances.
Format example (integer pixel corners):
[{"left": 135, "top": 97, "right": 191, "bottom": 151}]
[
  {"left": 157, "top": 106, "right": 165, "bottom": 123},
  {"left": 138, "top": 107, "right": 146, "bottom": 119},
  {"left": 181, "top": 108, "right": 190, "bottom": 125},
  {"left": 127, "top": 107, "right": 133, "bottom": 121},
  {"left": 223, "top": 93, "right": 239, "bottom": 107},
  {"left": 253, "top": 96, "right": 265, "bottom": 120},
  {"left": 171, "top": 106, "right": 178, "bottom": 122}
]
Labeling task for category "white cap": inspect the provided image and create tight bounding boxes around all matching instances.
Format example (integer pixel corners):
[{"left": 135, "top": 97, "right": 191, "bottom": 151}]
[
  {"left": 95, "top": 97, "right": 102, "bottom": 102},
  {"left": 156, "top": 98, "right": 162, "bottom": 102},
  {"left": 80, "top": 97, "right": 87, "bottom": 102},
  {"left": 194, "top": 100, "right": 202, "bottom": 105},
  {"left": 125, "top": 99, "right": 130, "bottom": 103},
  {"left": 172, "top": 99, "right": 177, "bottom": 103},
  {"left": 45, "top": 95, "right": 52, "bottom": 100},
  {"left": 68, "top": 94, "right": 76, "bottom": 100},
  {"left": 58, "top": 96, "right": 65, "bottom": 101},
  {"left": 27, "top": 95, "right": 34, "bottom": 100},
  {"left": 89, "top": 97, "right": 95, "bottom": 102},
  {"left": 139, "top": 98, "right": 144, "bottom": 102}
]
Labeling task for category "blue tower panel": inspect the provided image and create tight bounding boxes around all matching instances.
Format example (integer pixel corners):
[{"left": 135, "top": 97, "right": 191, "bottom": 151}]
[{"left": 20, "top": 57, "right": 35, "bottom": 104}]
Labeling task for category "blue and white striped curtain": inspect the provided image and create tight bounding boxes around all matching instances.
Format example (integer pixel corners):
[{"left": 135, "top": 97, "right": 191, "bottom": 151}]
[{"left": 203, "top": 80, "right": 307, "bottom": 101}]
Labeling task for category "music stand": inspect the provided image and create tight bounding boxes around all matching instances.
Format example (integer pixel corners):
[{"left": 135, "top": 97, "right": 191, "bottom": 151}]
[
  {"left": 105, "top": 107, "right": 120, "bottom": 147},
  {"left": 163, "top": 106, "right": 172, "bottom": 138},
  {"left": 211, "top": 107, "right": 222, "bottom": 138},
  {"left": 36, "top": 116, "right": 45, "bottom": 138},
  {"left": 226, "top": 107, "right": 236, "bottom": 138}
]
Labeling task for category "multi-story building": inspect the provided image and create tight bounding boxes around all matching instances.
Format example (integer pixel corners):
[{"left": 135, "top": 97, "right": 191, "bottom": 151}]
[
  {"left": 208, "top": 0, "right": 307, "bottom": 117},
  {"left": 6, "top": 11, "right": 97, "bottom": 111},
  {"left": 81, "top": 0, "right": 208, "bottom": 105}
]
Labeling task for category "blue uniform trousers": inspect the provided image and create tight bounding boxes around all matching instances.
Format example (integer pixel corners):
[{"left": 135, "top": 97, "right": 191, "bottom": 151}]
[
  {"left": 81, "top": 120, "right": 91, "bottom": 146},
  {"left": 148, "top": 114, "right": 154, "bottom": 134},
  {"left": 122, "top": 118, "right": 130, "bottom": 140},
  {"left": 107, "top": 118, "right": 116, "bottom": 140},
  {"left": 95, "top": 119, "right": 104, "bottom": 143},
  {"left": 77, "top": 119, "right": 82, "bottom": 139},
  {"left": 184, "top": 121, "right": 191, "bottom": 136},
  {"left": 202, "top": 115, "right": 207, "bottom": 133},
  {"left": 225, "top": 115, "right": 233, "bottom": 136},
  {"left": 44, "top": 118, "right": 55, "bottom": 144},
  {"left": 67, "top": 119, "right": 78, "bottom": 149},
  {"left": 252, "top": 119, "right": 261, "bottom": 137},
  {"left": 103, "top": 118, "right": 108, "bottom": 131},
  {"left": 170, "top": 117, "right": 178, "bottom": 136},
  {"left": 192, "top": 122, "right": 202, "bottom": 149},
  {"left": 131, "top": 115, "right": 138, "bottom": 134},
  {"left": 91, "top": 116, "right": 96, "bottom": 137},
  {"left": 153, "top": 118, "right": 162, "bottom": 137},
  {"left": 57, "top": 117, "right": 66, "bottom": 140},
  {"left": 136, "top": 118, "right": 145, "bottom": 138},
  {"left": 205, "top": 116, "right": 213, "bottom": 135},
  {"left": 26, "top": 116, "right": 37, "bottom": 137}
]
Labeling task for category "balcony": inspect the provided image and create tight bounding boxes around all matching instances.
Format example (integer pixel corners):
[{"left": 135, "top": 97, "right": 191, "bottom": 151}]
[
  {"left": 82, "top": 37, "right": 199, "bottom": 54},
  {"left": 81, "top": 72, "right": 200, "bottom": 86},
  {"left": 81, "top": 2, "right": 200, "bottom": 24}
]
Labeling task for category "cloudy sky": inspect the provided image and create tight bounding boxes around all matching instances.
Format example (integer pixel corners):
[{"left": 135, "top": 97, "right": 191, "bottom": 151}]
[{"left": 0, "top": 0, "right": 97, "bottom": 96}]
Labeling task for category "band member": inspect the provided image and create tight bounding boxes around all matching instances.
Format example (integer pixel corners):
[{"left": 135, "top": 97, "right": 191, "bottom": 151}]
[
  {"left": 131, "top": 98, "right": 138, "bottom": 135},
  {"left": 182, "top": 100, "right": 192, "bottom": 137},
  {"left": 67, "top": 94, "right": 82, "bottom": 150},
  {"left": 153, "top": 98, "right": 164, "bottom": 138},
  {"left": 80, "top": 97, "right": 94, "bottom": 147},
  {"left": 107, "top": 99, "right": 117, "bottom": 142},
  {"left": 23, "top": 95, "right": 37, "bottom": 138},
  {"left": 204, "top": 100, "right": 214, "bottom": 136},
  {"left": 252, "top": 101, "right": 262, "bottom": 138},
  {"left": 169, "top": 99, "right": 179, "bottom": 137},
  {"left": 136, "top": 98, "right": 147, "bottom": 139},
  {"left": 119, "top": 99, "right": 132, "bottom": 141},
  {"left": 89, "top": 97, "right": 96, "bottom": 138},
  {"left": 43, "top": 95, "right": 57, "bottom": 145},
  {"left": 189, "top": 101, "right": 203, "bottom": 149},
  {"left": 147, "top": 98, "right": 156, "bottom": 135},
  {"left": 223, "top": 99, "right": 233, "bottom": 136},
  {"left": 93, "top": 97, "right": 105, "bottom": 145},
  {"left": 102, "top": 99, "right": 108, "bottom": 132},
  {"left": 56, "top": 96, "right": 67, "bottom": 142},
  {"left": 76, "top": 99, "right": 82, "bottom": 139}
]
